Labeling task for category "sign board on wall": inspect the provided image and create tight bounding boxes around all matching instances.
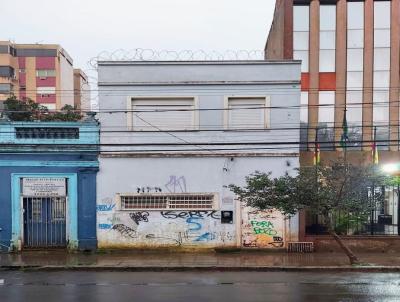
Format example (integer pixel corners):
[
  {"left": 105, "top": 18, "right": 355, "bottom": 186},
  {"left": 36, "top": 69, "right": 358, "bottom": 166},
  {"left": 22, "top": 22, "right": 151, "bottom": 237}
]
[{"left": 22, "top": 178, "right": 67, "bottom": 197}]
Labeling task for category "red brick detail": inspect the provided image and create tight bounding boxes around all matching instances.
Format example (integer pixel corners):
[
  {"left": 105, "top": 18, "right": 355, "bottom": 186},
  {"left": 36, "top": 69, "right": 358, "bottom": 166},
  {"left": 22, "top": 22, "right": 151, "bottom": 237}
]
[
  {"left": 301, "top": 73, "right": 310, "bottom": 91},
  {"left": 36, "top": 77, "right": 56, "bottom": 87},
  {"left": 18, "top": 57, "right": 26, "bottom": 69},
  {"left": 19, "top": 73, "right": 26, "bottom": 86},
  {"left": 36, "top": 94, "right": 56, "bottom": 103},
  {"left": 36, "top": 57, "right": 56, "bottom": 69},
  {"left": 319, "top": 72, "right": 336, "bottom": 91}
]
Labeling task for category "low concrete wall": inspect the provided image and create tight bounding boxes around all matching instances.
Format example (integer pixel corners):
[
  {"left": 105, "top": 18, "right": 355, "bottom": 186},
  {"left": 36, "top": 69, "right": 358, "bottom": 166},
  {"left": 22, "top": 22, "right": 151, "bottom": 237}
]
[{"left": 306, "top": 236, "right": 400, "bottom": 253}]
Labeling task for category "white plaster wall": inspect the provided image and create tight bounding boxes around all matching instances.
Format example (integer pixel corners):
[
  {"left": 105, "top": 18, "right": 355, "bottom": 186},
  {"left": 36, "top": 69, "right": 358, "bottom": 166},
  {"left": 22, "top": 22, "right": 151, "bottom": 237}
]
[
  {"left": 59, "top": 55, "right": 74, "bottom": 107},
  {"left": 97, "top": 156, "right": 299, "bottom": 249}
]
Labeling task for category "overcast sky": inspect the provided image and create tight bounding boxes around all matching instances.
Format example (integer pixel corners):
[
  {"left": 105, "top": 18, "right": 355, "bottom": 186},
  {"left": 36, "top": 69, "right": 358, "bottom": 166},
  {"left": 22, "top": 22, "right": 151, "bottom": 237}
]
[{"left": 3, "top": 0, "right": 276, "bottom": 72}]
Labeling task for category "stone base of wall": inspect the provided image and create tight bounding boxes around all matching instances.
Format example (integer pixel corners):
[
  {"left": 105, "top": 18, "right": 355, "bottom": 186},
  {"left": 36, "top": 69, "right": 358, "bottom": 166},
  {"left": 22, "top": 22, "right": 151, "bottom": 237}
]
[{"left": 306, "top": 236, "right": 400, "bottom": 253}]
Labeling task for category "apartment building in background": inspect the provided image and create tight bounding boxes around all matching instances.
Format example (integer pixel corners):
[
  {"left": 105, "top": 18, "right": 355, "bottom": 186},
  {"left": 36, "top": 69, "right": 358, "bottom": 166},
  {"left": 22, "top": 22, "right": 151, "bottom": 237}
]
[
  {"left": 266, "top": 0, "right": 400, "bottom": 245},
  {"left": 74, "top": 69, "right": 91, "bottom": 111},
  {"left": 0, "top": 41, "right": 87, "bottom": 110}
]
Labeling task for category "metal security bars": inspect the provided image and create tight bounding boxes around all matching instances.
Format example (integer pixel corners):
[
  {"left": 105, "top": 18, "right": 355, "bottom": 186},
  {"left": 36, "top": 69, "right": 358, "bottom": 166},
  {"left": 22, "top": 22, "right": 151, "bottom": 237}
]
[
  {"left": 120, "top": 193, "right": 215, "bottom": 210},
  {"left": 23, "top": 197, "right": 67, "bottom": 248},
  {"left": 306, "top": 185, "right": 399, "bottom": 236},
  {"left": 16, "top": 127, "right": 79, "bottom": 139}
]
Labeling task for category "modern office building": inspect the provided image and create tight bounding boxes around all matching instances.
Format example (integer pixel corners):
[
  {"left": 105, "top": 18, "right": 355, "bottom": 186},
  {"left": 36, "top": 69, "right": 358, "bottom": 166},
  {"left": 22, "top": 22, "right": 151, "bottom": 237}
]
[{"left": 266, "top": 0, "right": 400, "bottom": 246}]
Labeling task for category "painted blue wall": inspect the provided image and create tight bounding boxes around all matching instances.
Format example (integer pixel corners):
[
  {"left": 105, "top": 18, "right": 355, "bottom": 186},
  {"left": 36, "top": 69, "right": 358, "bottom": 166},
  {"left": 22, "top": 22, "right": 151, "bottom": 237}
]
[
  {"left": 0, "top": 120, "right": 99, "bottom": 252},
  {"left": 0, "top": 162, "right": 98, "bottom": 251}
]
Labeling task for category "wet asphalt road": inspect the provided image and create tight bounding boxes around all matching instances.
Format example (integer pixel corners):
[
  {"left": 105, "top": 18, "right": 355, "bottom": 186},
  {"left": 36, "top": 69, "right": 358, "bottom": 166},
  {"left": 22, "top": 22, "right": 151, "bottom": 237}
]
[{"left": 0, "top": 271, "right": 400, "bottom": 302}]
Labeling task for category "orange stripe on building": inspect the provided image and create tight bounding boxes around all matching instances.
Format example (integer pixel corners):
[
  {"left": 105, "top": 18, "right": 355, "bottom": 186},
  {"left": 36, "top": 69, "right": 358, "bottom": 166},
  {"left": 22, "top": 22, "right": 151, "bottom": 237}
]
[{"left": 319, "top": 72, "right": 336, "bottom": 91}]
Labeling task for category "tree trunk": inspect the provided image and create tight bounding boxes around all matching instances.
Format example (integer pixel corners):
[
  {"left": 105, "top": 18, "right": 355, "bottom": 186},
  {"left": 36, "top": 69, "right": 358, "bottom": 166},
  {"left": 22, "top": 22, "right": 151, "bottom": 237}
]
[{"left": 329, "top": 230, "right": 361, "bottom": 265}]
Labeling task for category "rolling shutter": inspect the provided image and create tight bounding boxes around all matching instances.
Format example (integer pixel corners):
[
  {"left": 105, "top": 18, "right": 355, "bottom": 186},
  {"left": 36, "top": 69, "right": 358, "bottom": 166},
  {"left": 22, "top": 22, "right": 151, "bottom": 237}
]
[
  {"left": 132, "top": 98, "right": 195, "bottom": 131},
  {"left": 228, "top": 98, "right": 267, "bottom": 129}
]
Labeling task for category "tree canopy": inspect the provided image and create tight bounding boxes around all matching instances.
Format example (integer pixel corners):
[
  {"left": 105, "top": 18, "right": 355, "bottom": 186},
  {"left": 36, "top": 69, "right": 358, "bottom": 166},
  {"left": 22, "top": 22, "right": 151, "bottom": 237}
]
[
  {"left": 3, "top": 96, "right": 82, "bottom": 122},
  {"left": 230, "top": 162, "right": 389, "bottom": 265}
]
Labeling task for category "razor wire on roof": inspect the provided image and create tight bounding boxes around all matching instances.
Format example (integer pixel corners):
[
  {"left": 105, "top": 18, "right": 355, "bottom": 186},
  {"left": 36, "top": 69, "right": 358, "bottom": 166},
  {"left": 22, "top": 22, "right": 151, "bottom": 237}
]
[
  {"left": 85, "top": 49, "right": 265, "bottom": 109},
  {"left": 88, "top": 49, "right": 265, "bottom": 68}
]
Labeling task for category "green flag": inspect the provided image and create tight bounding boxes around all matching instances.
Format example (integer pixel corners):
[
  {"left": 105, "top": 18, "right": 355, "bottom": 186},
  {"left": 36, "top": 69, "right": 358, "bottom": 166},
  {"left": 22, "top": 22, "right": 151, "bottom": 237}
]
[{"left": 340, "top": 109, "right": 349, "bottom": 148}]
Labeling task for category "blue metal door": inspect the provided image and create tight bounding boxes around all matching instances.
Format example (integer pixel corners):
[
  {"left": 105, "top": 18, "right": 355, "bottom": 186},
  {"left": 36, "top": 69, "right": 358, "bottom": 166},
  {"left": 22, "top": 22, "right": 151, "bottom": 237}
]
[{"left": 23, "top": 197, "right": 67, "bottom": 248}]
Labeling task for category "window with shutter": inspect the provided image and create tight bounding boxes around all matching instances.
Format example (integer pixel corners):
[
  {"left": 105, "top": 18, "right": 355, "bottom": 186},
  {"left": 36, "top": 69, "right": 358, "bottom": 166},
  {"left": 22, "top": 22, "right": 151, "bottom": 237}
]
[
  {"left": 131, "top": 98, "right": 196, "bottom": 131},
  {"left": 227, "top": 97, "right": 269, "bottom": 129}
]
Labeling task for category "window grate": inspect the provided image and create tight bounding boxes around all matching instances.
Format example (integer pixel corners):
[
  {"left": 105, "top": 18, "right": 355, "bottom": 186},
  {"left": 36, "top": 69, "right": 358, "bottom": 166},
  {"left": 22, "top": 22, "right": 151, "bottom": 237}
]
[
  {"left": 16, "top": 127, "right": 79, "bottom": 139},
  {"left": 120, "top": 194, "right": 215, "bottom": 210}
]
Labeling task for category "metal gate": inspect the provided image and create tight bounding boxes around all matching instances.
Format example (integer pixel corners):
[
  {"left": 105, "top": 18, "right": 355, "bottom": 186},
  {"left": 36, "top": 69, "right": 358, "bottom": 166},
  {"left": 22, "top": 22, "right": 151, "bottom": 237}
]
[{"left": 23, "top": 197, "right": 67, "bottom": 248}]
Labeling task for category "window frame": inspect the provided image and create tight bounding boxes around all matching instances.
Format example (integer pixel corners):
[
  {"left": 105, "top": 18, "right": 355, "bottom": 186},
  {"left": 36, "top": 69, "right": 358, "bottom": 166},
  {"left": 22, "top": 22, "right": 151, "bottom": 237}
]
[
  {"left": 127, "top": 96, "right": 199, "bottom": 131},
  {"left": 223, "top": 96, "right": 271, "bottom": 130},
  {"left": 117, "top": 192, "right": 219, "bottom": 211}
]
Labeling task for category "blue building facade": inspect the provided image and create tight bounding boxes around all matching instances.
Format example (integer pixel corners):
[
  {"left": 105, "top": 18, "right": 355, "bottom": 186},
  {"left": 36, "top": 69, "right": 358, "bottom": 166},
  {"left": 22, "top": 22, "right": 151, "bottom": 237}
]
[{"left": 0, "top": 116, "right": 99, "bottom": 251}]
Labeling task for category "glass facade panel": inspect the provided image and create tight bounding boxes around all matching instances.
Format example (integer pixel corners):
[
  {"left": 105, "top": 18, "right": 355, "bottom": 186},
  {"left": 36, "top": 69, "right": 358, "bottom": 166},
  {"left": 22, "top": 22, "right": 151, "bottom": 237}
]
[
  {"left": 347, "top": 2, "right": 364, "bottom": 30},
  {"left": 320, "top": 5, "right": 336, "bottom": 31},
  {"left": 294, "top": 51, "right": 309, "bottom": 72},
  {"left": 300, "top": 92, "right": 309, "bottom": 151},
  {"left": 293, "top": 5, "right": 310, "bottom": 31},
  {"left": 320, "top": 50, "right": 336, "bottom": 72},
  {"left": 294, "top": 5, "right": 310, "bottom": 73},
  {"left": 319, "top": 5, "right": 336, "bottom": 73},
  {"left": 347, "top": 49, "right": 364, "bottom": 71},
  {"left": 374, "top": 1, "right": 391, "bottom": 29},
  {"left": 374, "top": 48, "right": 391, "bottom": 70},
  {"left": 347, "top": 90, "right": 363, "bottom": 150},
  {"left": 347, "top": 29, "right": 364, "bottom": 48},
  {"left": 374, "top": 29, "right": 391, "bottom": 47},
  {"left": 347, "top": 71, "right": 363, "bottom": 88},
  {"left": 293, "top": 32, "right": 309, "bottom": 50},
  {"left": 318, "top": 91, "right": 335, "bottom": 150},
  {"left": 373, "top": 72, "right": 390, "bottom": 89},
  {"left": 320, "top": 31, "right": 336, "bottom": 49},
  {"left": 373, "top": 1, "right": 390, "bottom": 150}
]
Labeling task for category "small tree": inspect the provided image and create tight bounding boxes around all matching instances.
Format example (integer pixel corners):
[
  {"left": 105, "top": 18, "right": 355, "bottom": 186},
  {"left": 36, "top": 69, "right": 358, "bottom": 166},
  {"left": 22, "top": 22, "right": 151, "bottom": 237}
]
[
  {"left": 4, "top": 96, "right": 48, "bottom": 121},
  {"left": 4, "top": 97, "right": 82, "bottom": 122},
  {"left": 230, "top": 162, "right": 388, "bottom": 265}
]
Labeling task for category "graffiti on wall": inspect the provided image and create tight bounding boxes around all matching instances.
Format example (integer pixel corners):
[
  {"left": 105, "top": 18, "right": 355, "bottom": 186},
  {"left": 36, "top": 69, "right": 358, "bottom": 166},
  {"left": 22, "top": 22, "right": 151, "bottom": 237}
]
[
  {"left": 165, "top": 175, "right": 187, "bottom": 193},
  {"left": 111, "top": 224, "right": 138, "bottom": 238},
  {"left": 136, "top": 187, "right": 162, "bottom": 193},
  {"left": 161, "top": 211, "right": 220, "bottom": 220},
  {"left": 97, "top": 198, "right": 116, "bottom": 212},
  {"left": 129, "top": 212, "right": 150, "bottom": 225},
  {"left": 242, "top": 208, "right": 285, "bottom": 249},
  {"left": 98, "top": 208, "right": 235, "bottom": 247}
]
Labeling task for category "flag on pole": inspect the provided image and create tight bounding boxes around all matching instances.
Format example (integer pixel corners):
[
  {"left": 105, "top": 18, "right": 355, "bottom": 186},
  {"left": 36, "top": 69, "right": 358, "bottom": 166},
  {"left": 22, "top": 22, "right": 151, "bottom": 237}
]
[
  {"left": 372, "top": 127, "right": 379, "bottom": 165},
  {"left": 313, "top": 142, "right": 321, "bottom": 166},
  {"left": 340, "top": 108, "right": 349, "bottom": 149}
]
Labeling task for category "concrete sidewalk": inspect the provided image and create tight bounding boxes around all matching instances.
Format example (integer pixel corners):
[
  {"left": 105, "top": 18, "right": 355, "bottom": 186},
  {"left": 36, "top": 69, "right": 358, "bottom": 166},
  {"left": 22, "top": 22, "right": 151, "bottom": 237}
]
[{"left": 1, "top": 250, "right": 400, "bottom": 271}]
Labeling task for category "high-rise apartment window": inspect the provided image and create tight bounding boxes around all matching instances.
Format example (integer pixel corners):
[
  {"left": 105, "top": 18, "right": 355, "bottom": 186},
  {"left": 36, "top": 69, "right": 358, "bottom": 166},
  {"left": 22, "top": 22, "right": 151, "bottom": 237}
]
[
  {"left": 319, "top": 5, "right": 336, "bottom": 72},
  {"left": 373, "top": 1, "right": 391, "bottom": 150},
  {"left": 36, "top": 69, "right": 56, "bottom": 77},
  {"left": 293, "top": 5, "right": 309, "bottom": 73},
  {"left": 318, "top": 91, "right": 335, "bottom": 150},
  {"left": 346, "top": 1, "right": 364, "bottom": 149}
]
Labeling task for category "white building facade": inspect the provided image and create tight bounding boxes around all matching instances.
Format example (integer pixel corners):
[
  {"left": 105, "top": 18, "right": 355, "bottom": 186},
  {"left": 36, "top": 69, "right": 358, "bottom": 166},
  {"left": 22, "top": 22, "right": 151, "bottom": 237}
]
[{"left": 97, "top": 60, "right": 301, "bottom": 250}]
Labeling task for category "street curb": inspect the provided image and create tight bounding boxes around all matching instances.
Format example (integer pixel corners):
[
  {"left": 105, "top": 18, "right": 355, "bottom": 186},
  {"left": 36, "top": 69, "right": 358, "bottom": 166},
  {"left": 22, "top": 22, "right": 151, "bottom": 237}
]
[{"left": 2, "top": 265, "right": 400, "bottom": 272}]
